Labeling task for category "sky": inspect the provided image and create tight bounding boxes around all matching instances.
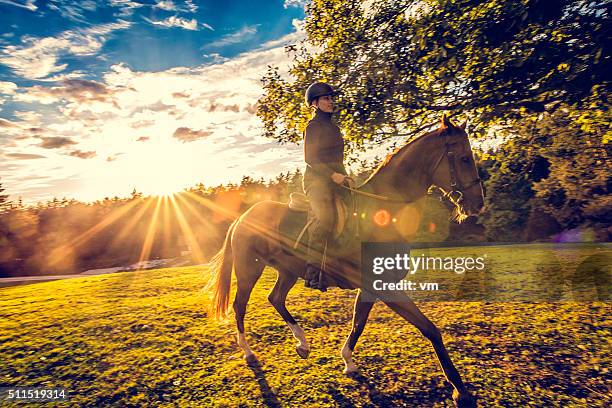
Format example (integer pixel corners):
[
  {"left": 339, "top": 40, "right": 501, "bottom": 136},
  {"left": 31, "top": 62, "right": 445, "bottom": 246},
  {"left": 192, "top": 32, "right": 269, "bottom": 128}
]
[{"left": 0, "top": 0, "right": 311, "bottom": 203}]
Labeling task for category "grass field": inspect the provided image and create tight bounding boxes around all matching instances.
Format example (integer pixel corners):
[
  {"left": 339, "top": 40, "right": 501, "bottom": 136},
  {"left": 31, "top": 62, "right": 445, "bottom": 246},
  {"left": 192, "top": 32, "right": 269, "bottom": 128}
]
[{"left": 0, "top": 244, "right": 610, "bottom": 407}]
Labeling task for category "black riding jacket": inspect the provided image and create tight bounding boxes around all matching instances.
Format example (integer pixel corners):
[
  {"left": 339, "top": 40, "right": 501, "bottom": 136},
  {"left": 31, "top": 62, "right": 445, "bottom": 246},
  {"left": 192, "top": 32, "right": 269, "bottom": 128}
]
[{"left": 303, "top": 109, "right": 347, "bottom": 187}]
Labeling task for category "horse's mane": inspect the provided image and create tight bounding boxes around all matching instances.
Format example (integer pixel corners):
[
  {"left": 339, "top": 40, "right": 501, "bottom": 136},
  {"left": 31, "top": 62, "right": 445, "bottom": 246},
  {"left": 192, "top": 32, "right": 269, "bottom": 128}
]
[{"left": 360, "top": 126, "right": 444, "bottom": 186}]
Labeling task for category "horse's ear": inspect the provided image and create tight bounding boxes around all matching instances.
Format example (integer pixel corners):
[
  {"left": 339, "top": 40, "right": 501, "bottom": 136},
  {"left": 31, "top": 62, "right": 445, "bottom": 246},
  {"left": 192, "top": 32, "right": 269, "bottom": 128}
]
[
  {"left": 441, "top": 114, "right": 452, "bottom": 129},
  {"left": 459, "top": 120, "right": 467, "bottom": 130}
]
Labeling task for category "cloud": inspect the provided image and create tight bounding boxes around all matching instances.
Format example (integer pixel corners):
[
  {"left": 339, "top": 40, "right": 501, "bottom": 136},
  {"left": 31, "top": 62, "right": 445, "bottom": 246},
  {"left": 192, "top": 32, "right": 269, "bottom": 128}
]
[
  {"left": 69, "top": 149, "right": 96, "bottom": 159},
  {"left": 202, "top": 53, "right": 227, "bottom": 63},
  {"left": 0, "top": 0, "right": 37, "bottom": 11},
  {"left": 171, "top": 91, "right": 189, "bottom": 98},
  {"left": 172, "top": 127, "right": 212, "bottom": 142},
  {"left": 154, "top": 0, "right": 176, "bottom": 10},
  {"left": 0, "top": 21, "right": 131, "bottom": 79},
  {"left": 0, "top": 81, "right": 17, "bottom": 94},
  {"left": 39, "top": 136, "right": 78, "bottom": 149},
  {"left": 105, "top": 152, "right": 125, "bottom": 162},
  {"left": 0, "top": 81, "right": 17, "bottom": 107},
  {"left": 136, "top": 136, "right": 149, "bottom": 142},
  {"left": 38, "top": 70, "right": 86, "bottom": 82},
  {"left": 206, "top": 101, "right": 240, "bottom": 113},
  {"left": 143, "top": 16, "right": 200, "bottom": 31},
  {"left": 130, "top": 119, "right": 155, "bottom": 129},
  {"left": 244, "top": 102, "right": 258, "bottom": 114},
  {"left": 109, "top": 0, "right": 145, "bottom": 17},
  {"left": 15, "top": 79, "right": 119, "bottom": 108},
  {"left": 185, "top": 0, "right": 197, "bottom": 12},
  {"left": 283, "top": 0, "right": 307, "bottom": 8},
  {"left": 141, "top": 100, "right": 174, "bottom": 112},
  {"left": 13, "top": 111, "right": 42, "bottom": 123},
  {"left": 46, "top": 0, "right": 99, "bottom": 22},
  {"left": 6, "top": 153, "right": 46, "bottom": 159},
  {"left": 0, "top": 118, "right": 19, "bottom": 127},
  {"left": 153, "top": 0, "right": 198, "bottom": 13},
  {"left": 206, "top": 25, "right": 258, "bottom": 48}
]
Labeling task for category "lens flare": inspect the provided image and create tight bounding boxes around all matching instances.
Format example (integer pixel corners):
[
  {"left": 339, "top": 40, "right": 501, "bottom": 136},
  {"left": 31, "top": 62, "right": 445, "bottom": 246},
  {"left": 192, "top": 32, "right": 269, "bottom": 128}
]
[{"left": 373, "top": 209, "right": 391, "bottom": 227}]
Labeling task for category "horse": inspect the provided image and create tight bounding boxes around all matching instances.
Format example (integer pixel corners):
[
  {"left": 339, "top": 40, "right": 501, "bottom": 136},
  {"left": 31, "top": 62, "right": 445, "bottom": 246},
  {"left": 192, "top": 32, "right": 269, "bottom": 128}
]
[{"left": 205, "top": 115, "right": 484, "bottom": 407}]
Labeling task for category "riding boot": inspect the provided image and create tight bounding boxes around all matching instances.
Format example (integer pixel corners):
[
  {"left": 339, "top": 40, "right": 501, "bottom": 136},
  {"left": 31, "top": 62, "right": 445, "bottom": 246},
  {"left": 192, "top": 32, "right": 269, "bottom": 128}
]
[{"left": 305, "top": 232, "right": 328, "bottom": 292}]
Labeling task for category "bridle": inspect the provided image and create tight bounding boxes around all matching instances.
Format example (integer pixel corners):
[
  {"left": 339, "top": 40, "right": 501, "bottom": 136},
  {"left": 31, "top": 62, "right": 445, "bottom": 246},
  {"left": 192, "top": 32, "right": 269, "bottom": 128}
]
[{"left": 428, "top": 135, "right": 482, "bottom": 207}]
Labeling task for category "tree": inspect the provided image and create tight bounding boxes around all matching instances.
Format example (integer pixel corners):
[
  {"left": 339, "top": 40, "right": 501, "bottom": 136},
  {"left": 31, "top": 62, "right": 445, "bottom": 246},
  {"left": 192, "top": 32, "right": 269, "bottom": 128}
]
[
  {"left": 258, "top": 0, "right": 609, "bottom": 152},
  {"left": 130, "top": 187, "right": 143, "bottom": 200},
  {"left": 480, "top": 103, "right": 610, "bottom": 241},
  {"left": 0, "top": 179, "right": 11, "bottom": 213},
  {"left": 479, "top": 135, "right": 541, "bottom": 241},
  {"left": 531, "top": 108, "right": 611, "bottom": 237}
]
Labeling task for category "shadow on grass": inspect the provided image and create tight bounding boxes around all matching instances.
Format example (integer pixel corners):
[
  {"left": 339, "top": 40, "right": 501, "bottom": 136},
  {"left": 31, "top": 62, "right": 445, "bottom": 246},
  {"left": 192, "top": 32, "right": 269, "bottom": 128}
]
[
  {"left": 327, "top": 372, "right": 450, "bottom": 408},
  {"left": 247, "top": 359, "right": 282, "bottom": 408}
]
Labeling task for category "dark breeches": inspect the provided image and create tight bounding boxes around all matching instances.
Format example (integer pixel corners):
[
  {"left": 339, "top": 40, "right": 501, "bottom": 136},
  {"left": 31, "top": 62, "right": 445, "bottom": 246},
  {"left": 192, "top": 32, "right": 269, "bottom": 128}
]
[{"left": 304, "top": 178, "right": 336, "bottom": 244}]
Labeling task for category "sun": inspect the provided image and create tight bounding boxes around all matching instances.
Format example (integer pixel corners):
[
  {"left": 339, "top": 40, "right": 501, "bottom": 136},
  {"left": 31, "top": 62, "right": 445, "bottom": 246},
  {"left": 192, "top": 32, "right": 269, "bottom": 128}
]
[
  {"left": 143, "top": 181, "right": 181, "bottom": 197},
  {"left": 137, "top": 166, "right": 184, "bottom": 197},
  {"left": 146, "top": 183, "right": 174, "bottom": 197},
  {"left": 132, "top": 146, "right": 187, "bottom": 197}
]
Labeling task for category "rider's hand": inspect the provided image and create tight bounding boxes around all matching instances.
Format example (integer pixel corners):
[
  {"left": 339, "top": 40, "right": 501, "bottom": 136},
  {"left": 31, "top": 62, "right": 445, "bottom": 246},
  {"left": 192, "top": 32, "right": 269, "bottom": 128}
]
[{"left": 331, "top": 172, "right": 346, "bottom": 185}]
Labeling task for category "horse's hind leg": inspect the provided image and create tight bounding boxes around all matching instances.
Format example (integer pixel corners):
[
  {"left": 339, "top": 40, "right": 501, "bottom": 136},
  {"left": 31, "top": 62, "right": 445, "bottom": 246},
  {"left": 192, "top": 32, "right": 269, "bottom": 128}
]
[
  {"left": 341, "top": 290, "right": 374, "bottom": 374},
  {"left": 383, "top": 295, "right": 476, "bottom": 408},
  {"left": 233, "top": 252, "right": 264, "bottom": 365},
  {"left": 268, "top": 272, "right": 310, "bottom": 358}
]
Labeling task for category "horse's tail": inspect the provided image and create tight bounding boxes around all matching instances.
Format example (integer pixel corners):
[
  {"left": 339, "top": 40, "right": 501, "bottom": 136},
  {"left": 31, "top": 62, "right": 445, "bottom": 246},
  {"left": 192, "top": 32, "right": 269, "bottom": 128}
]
[{"left": 205, "top": 219, "right": 237, "bottom": 320}]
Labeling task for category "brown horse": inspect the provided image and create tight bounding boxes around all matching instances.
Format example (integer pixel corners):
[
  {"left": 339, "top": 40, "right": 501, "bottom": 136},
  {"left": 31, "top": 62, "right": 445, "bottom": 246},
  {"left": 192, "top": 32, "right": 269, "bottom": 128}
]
[{"left": 205, "top": 116, "right": 484, "bottom": 407}]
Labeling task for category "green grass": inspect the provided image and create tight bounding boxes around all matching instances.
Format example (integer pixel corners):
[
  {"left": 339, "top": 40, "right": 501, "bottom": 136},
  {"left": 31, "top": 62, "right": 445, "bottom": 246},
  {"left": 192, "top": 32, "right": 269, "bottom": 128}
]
[{"left": 0, "top": 244, "right": 610, "bottom": 407}]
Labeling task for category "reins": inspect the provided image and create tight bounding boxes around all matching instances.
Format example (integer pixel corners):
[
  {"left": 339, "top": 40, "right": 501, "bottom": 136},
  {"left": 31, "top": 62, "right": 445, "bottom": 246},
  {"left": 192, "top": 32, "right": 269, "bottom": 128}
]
[{"left": 338, "top": 183, "right": 414, "bottom": 203}]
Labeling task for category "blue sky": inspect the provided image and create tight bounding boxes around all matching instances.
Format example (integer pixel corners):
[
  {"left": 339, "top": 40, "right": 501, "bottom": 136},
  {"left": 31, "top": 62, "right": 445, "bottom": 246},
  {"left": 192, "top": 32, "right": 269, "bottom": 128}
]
[{"left": 0, "top": 0, "right": 308, "bottom": 202}]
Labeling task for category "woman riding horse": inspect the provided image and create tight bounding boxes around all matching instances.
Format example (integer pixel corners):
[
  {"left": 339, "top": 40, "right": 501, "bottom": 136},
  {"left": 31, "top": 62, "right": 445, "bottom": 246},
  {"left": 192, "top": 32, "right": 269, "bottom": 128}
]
[
  {"left": 303, "top": 82, "right": 350, "bottom": 291},
  {"left": 206, "top": 111, "right": 484, "bottom": 408}
]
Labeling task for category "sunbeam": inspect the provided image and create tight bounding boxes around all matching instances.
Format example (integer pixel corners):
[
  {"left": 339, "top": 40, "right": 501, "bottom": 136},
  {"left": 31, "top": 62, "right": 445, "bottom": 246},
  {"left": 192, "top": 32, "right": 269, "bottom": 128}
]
[
  {"left": 168, "top": 194, "right": 207, "bottom": 264},
  {"left": 47, "top": 199, "right": 142, "bottom": 268},
  {"left": 137, "top": 196, "right": 163, "bottom": 269},
  {"left": 182, "top": 190, "right": 300, "bottom": 252},
  {"left": 172, "top": 192, "right": 216, "bottom": 231},
  {"left": 108, "top": 196, "right": 156, "bottom": 248}
]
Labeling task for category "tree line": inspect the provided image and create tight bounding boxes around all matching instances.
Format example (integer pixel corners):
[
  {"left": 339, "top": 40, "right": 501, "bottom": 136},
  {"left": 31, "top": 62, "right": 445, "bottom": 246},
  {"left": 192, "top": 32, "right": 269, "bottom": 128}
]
[{"left": 0, "top": 174, "right": 302, "bottom": 277}]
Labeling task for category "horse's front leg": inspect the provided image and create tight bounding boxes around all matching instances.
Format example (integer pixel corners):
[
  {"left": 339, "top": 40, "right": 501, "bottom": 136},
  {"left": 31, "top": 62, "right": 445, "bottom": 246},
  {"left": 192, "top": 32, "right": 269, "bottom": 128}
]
[
  {"left": 383, "top": 295, "right": 476, "bottom": 408},
  {"left": 268, "top": 272, "right": 310, "bottom": 358},
  {"left": 341, "top": 289, "right": 374, "bottom": 374}
]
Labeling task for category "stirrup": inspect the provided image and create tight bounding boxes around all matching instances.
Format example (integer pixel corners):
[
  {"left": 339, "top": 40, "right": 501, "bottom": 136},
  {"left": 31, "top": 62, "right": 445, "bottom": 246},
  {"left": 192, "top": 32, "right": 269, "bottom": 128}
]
[{"left": 304, "top": 264, "right": 327, "bottom": 291}]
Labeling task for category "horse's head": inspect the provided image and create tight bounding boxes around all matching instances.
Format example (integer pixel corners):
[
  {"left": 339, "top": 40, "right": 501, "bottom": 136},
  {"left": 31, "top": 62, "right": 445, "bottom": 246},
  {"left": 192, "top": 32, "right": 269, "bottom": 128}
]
[
  {"left": 361, "top": 115, "right": 485, "bottom": 223},
  {"left": 427, "top": 115, "right": 484, "bottom": 222}
]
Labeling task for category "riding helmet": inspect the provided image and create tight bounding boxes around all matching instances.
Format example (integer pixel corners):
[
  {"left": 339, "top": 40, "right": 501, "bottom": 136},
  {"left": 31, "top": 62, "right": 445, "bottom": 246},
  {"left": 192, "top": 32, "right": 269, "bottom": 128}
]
[{"left": 305, "top": 82, "right": 335, "bottom": 106}]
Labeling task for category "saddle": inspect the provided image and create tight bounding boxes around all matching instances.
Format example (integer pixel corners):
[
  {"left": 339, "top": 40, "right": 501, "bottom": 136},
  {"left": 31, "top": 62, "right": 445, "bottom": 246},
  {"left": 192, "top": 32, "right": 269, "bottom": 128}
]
[
  {"left": 288, "top": 192, "right": 348, "bottom": 246},
  {"left": 282, "top": 192, "right": 358, "bottom": 290}
]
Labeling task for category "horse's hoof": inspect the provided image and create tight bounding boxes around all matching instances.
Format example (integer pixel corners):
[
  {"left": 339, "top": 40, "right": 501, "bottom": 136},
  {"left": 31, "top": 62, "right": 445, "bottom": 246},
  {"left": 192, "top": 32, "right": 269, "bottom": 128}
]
[
  {"left": 452, "top": 389, "right": 477, "bottom": 408},
  {"left": 245, "top": 354, "right": 259, "bottom": 367},
  {"left": 343, "top": 366, "right": 359, "bottom": 376},
  {"left": 296, "top": 346, "right": 310, "bottom": 359}
]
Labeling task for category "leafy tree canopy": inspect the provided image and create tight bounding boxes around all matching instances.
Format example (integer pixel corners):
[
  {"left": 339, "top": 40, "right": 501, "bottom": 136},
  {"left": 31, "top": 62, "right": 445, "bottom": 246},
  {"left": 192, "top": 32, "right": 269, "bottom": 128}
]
[{"left": 258, "top": 0, "right": 609, "bottom": 153}]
